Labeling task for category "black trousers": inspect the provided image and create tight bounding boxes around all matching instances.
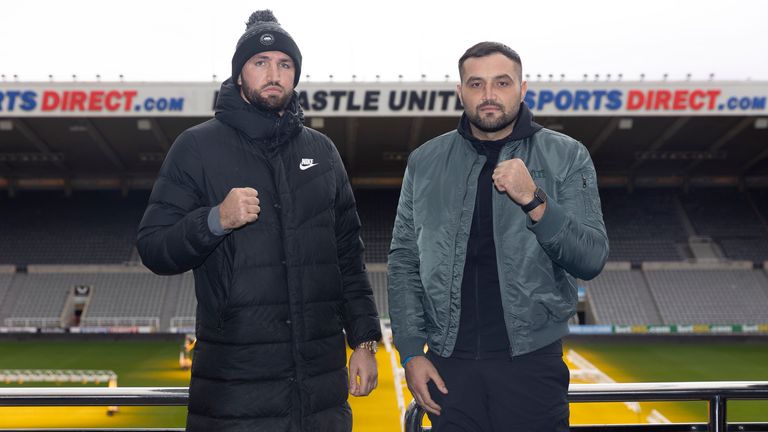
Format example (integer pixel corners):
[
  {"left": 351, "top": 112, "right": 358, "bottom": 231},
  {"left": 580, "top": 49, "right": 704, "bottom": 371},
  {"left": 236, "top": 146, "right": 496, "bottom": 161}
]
[{"left": 426, "top": 340, "right": 570, "bottom": 432}]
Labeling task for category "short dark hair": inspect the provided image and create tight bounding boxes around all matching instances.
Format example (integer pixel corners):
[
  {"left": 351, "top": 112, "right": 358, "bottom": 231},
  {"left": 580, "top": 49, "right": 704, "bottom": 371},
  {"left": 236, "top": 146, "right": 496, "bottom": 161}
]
[{"left": 458, "top": 42, "right": 522, "bottom": 81}]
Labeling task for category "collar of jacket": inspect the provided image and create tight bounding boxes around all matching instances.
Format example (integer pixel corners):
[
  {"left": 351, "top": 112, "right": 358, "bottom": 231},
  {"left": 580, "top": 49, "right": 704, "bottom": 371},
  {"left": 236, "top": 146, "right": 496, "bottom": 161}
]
[
  {"left": 457, "top": 102, "right": 543, "bottom": 152},
  {"left": 214, "top": 78, "right": 304, "bottom": 146}
]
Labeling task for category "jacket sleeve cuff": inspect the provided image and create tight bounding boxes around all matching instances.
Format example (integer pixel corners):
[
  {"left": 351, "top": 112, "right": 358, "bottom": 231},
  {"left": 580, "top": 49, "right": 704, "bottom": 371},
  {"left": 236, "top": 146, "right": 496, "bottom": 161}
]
[
  {"left": 396, "top": 336, "right": 428, "bottom": 361},
  {"left": 527, "top": 197, "right": 567, "bottom": 243},
  {"left": 207, "top": 205, "right": 232, "bottom": 236}
]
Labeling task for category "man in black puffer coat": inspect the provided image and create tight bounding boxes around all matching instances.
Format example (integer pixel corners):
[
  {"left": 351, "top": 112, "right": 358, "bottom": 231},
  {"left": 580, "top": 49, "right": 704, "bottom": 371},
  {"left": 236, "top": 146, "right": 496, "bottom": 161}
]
[{"left": 137, "top": 10, "right": 381, "bottom": 432}]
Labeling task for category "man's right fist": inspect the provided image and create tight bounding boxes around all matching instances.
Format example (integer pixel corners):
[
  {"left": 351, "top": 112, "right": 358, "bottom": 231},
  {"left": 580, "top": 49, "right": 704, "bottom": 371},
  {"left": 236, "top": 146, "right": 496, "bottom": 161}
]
[{"left": 219, "top": 187, "right": 260, "bottom": 230}]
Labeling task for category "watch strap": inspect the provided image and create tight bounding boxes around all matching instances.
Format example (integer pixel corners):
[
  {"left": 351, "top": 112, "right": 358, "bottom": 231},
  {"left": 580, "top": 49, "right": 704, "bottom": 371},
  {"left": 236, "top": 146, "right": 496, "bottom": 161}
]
[
  {"left": 521, "top": 187, "right": 546, "bottom": 213},
  {"left": 355, "top": 340, "right": 378, "bottom": 354}
]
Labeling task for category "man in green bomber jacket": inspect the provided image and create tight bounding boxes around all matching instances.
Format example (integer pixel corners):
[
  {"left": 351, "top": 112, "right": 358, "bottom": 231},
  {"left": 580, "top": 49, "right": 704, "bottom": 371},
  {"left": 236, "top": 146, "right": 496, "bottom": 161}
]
[{"left": 388, "top": 42, "right": 609, "bottom": 431}]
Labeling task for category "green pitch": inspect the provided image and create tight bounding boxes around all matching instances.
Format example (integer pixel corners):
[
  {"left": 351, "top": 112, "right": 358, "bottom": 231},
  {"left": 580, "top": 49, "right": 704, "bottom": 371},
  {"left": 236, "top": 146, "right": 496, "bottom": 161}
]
[
  {"left": 565, "top": 337, "right": 768, "bottom": 422},
  {"left": 0, "top": 337, "right": 766, "bottom": 428},
  {"left": 0, "top": 339, "right": 189, "bottom": 428}
]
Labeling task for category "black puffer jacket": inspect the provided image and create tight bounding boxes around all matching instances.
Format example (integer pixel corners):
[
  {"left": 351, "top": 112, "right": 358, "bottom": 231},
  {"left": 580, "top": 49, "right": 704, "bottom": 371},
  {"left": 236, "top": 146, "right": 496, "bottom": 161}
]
[{"left": 137, "top": 79, "right": 381, "bottom": 431}]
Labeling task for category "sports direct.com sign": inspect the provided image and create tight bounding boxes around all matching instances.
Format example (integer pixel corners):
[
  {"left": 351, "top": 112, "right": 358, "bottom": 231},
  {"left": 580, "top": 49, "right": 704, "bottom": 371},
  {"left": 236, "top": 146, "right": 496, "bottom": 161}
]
[
  {"left": 0, "top": 85, "right": 191, "bottom": 116},
  {"left": 0, "top": 81, "right": 766, "bottom": 117},
  {"left": 524, "top": 86, "right": 767, "bottom": 115}
]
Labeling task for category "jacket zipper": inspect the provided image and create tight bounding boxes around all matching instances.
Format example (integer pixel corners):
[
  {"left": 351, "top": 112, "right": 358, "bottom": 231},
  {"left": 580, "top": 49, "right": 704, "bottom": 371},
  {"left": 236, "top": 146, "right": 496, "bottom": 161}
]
[
  {"left": 441, "top": 153, "right": 480, "bottom": 355},
  {"left": 473, "top": 160, "right": 483, "bottom": 360},
  {"left": 270, "top": 116, "right": 303, "bottom": 430},
  {"left": 474, "top": 254, "right": 480, "bottom": 360},
  {"left": 495, "top": 144, "right": 519, "bottom": 355}
]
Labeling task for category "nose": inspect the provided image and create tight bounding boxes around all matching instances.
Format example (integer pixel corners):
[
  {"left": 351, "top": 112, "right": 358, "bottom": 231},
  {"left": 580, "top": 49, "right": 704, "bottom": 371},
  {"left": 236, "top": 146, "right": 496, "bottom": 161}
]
[
  {"left": 483, "top": 86, "right": 496, "bottom": 102},
  {"left": 265, "top": 63, "right": 282, "bottom": 83}
]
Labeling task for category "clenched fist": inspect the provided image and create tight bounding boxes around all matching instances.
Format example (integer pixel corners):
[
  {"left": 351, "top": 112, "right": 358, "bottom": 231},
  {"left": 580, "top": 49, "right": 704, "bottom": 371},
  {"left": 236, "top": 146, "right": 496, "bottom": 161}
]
[
  {"left": 219, "top": 187, "right": 260, "bottom": 230},
  {"left": 492, "top": 158, "right": 536, "bottom": 204},
  {"left": 492, "top": 159, "right": 546, "bottom": 221}
]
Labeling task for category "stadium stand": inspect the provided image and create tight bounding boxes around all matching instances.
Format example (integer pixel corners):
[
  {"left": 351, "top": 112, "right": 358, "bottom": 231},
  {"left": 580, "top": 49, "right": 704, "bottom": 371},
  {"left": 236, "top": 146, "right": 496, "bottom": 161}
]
[
  {"left": 681, "top": 188, "right": 766, "bottom": 238},
  {"left": 751, "top": 189, "right": 768, "bottom": 221},
  {"left": 366, "top": 265, "right": 388, "bottom": 319},
  {"left": 599, "top": 188, "right": 691, "bottom": 264},
  {"left": 0, "top": 266, "right": 173, "bottom": 329},
  {"left": 680, "top": 188, "right": 768, "bottom": 263},
  {"left": 355, "top": 189, "right": 399, "bottom": 263},
  {"left": 717, "top": 238, "right": 768, "bottom": 264},
  {"left": 79, "top": 270, "right": 169, "bottom": 328},
  {"left": 581, "top": 268, "right": 662, "bottom": 325},
  {"left": 0, "top": 191, "right": 148, "bottom": 265},
  {"left": 644, "top": 266, "right": 768, "bottom": 325},
  {"left": 0, "top": 268, "right": 15, "bottom": 317},
  {"left": 3, "top": 271, "right": 72, "bottom": 327}
]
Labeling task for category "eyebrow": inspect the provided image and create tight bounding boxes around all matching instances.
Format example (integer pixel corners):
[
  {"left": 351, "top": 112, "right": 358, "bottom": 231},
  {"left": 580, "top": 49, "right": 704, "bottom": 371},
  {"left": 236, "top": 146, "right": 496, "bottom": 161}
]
[{"left": 467, "top": 74, "right": 515, "bottom": 81}]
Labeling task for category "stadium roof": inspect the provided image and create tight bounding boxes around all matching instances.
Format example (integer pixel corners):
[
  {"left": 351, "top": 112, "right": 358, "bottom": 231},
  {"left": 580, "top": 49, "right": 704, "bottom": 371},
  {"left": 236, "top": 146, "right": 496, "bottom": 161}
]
[{"left": 1, "top": 80, "right": 767, "bottom": 192}]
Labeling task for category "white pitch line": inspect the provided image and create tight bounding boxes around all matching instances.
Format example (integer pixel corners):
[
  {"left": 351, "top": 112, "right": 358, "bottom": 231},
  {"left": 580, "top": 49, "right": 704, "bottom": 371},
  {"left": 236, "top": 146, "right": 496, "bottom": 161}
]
[
  {"left": 566, "top": 349, "right": 670, "bottom": 424},
  {"left": 381, "top": 320, "right": 407, "bottom": 432},
  {"left": 647, "top": 409, "right": 671, "bottom": 424}
]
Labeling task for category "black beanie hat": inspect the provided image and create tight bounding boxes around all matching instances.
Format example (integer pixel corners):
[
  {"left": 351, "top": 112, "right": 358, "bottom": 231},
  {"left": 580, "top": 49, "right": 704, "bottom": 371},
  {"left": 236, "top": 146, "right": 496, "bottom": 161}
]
[{"left": 231, "top": 10, "right": 302, "bottom": 87}]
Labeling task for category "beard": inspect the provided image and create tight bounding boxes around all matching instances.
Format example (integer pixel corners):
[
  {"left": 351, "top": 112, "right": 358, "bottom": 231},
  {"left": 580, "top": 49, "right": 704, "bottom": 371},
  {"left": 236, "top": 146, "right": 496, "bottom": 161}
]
[
  {"left": 241, "top": 79, "right": 292, "bottom": 113},
  {"left": 466, "top": 101, "right": 519, "bottom": 133}
]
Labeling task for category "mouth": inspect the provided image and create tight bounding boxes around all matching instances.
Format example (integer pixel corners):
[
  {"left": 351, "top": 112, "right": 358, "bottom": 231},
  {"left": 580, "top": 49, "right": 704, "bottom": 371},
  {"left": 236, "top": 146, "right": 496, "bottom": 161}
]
[
  {"left": 478, "top": 103, "right": 502, "bottom": 113},
  {"left": 479, "top": 106, "right": 501, "bottom": 114},
  {"left": 261, "top": 86, "right": 284, "bottom": 94}
]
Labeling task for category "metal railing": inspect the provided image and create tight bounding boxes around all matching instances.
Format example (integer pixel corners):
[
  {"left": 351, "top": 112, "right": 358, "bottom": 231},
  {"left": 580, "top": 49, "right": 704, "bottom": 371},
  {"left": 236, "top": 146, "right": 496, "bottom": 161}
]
[
  {"left": 79, "top": 317, "right": 160, "bottom": 328},
  {"left": 405, "top": 381, "right": 768, "bottom": 432},
  {"left": 168, "top": 317, "right": 195, "bottom": 329},
  {"left": 0, "top": 387, "right": 188, "bottom": 432},
  {"left": 0, "top": 382, "right": 767, "bottom": 431},
  {"left": 3, "top": 317, "right": 62, "bottom": 328},
  {"left": 0, "top": 387, "right": 187, "bottom": 407}
]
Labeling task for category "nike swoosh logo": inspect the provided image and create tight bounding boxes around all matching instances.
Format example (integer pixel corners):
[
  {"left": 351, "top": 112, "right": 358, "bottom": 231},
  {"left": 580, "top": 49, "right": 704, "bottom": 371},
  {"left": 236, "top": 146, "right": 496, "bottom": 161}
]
[{"left": 299, "top": 162, "right": 319, "bottom": 171}]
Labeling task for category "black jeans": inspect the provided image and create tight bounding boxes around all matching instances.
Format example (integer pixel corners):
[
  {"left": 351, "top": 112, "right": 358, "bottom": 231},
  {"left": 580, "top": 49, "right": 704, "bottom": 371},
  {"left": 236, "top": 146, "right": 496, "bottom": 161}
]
[{"left": 426, "top": 340, "right": 570, "bottom": 432}]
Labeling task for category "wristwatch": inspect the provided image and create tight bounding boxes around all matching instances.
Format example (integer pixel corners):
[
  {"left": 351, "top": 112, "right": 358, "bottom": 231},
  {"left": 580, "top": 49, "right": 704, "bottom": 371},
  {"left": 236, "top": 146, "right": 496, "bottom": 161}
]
[
  {"left": 355, "top": 340, "right": 378, "bottom": 354},
  {"left": 521, "top": 186, "right": 547, "bottom": 213}
]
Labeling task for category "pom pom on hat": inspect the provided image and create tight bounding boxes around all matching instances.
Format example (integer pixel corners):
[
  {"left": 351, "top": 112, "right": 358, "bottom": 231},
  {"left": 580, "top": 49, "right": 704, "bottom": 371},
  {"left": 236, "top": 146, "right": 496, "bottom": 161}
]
[{"left": 246, "top": 10, "right": 279, "bottom": 26}]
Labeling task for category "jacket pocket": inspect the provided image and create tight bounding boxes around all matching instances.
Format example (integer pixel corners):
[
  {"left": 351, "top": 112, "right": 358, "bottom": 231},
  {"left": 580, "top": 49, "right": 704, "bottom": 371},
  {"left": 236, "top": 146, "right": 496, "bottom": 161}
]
[
  {"left": 214, "top": 234, "right": 236, "bottom": 327},
  {"left": 580, "top": 169, "right": 602, "bottom": 219},
  {"left": 532, "top": 296, "right": 574, "bottom": 329},
  {"left": 530, "top": 301, "right": 551, "bottom": 330}
]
